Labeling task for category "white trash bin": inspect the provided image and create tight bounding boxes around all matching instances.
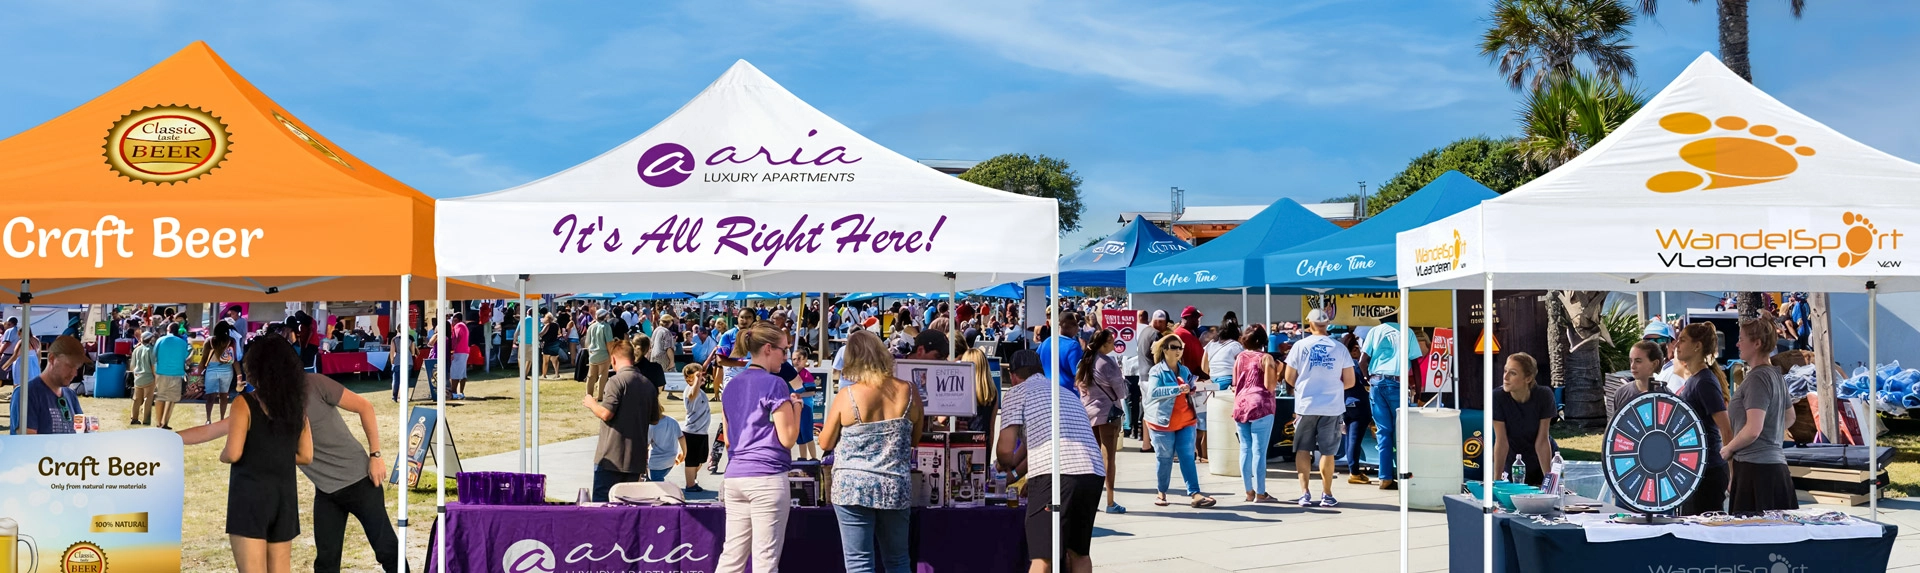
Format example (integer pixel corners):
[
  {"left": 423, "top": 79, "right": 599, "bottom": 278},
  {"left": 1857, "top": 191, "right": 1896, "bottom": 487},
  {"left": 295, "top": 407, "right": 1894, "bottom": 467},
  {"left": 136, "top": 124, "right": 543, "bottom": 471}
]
[
  {"left": 1406, "top": 407, "right": 1465, "bottom": 510},
  {"left": 1208, "top": 393, "right": 1240, "bottom": 476}
]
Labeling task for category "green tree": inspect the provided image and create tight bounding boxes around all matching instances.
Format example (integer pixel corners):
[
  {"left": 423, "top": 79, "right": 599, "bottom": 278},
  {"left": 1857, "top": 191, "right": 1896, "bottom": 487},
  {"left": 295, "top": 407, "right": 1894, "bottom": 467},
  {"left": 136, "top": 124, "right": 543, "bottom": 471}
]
[
  {"left": 1481, "top": 0, "right": 1640, "bottom": 91},
  {"left": 1635, "top": 0, "right": 1806, "bottom": 82},
  {"left": 959, "top": 153, "right": 1086, "bottom": 235},
  {"left": 1515, "top": 71, "right": 1646, "bottom": 171},
  {"left": 1364, "top": 136, "right": 1542, "bottom": 216}
]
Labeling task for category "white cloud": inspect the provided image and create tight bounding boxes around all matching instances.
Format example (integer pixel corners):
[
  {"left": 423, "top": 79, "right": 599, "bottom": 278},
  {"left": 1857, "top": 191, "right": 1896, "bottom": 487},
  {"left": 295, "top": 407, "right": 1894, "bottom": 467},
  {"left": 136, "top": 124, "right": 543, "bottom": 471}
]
[
  {"left": 319, "top": 126, "right": 538, "bottom": 197},
  {"left": 838, "top": 0, "right": 1479, "bottom": 107}
]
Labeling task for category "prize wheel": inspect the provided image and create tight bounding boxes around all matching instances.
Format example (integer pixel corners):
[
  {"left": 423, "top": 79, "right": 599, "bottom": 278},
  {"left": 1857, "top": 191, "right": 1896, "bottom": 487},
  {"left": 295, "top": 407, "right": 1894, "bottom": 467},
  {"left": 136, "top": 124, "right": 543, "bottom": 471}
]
[{"left": 1603, "top": 392, "right": 1705, "bottom": 513}]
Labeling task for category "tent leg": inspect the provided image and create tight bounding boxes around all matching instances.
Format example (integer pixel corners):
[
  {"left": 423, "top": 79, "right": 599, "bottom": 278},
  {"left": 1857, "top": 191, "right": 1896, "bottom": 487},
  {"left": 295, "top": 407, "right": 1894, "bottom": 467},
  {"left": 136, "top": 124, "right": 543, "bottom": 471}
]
[
  {"left": 1240, "top": 287, "right": 1248, "bottom": 322},
  {"left": 394, "top": 275, "right": 410, "bottom": 572},
  {"left": 1398, "top": 287, "right": 1410, "bottom": 573},
  {"left": 949, "top": 276, "right": 958, "bottom": 360},
  {"left": 1483, "top": 274, "right": 1496, "bottom": 571},
  {"left": 1264, "top": 284, "right": 1271, "bottom": 329},
  {"left": 517, "top": 279, "right": 527, "bottom": 473},
  {"left": 1869, "top": 282, "right": 1879, "bottom": 520},
  {"left": 1047, "top": 272, "right": 1062, "bottom": 570},
  {"left": 435, "top": 276, "right": 448, "bottom": 573},
  {"left": 532, "top": 281, "right": 541, "bottom": 474},
  {"left": 10, "top": 281, "right": 31, "bottom": 436}
]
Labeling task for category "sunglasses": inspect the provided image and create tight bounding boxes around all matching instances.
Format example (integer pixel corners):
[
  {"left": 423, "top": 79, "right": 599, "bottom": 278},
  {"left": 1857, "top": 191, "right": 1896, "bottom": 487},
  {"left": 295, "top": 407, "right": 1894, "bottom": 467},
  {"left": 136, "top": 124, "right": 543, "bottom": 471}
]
[
  {"left": 1648, "top": 336, "right": 1673, "bottom": 344},
  {"left": 1166, "top": 344, "right": 1184, "bottom": 350}
]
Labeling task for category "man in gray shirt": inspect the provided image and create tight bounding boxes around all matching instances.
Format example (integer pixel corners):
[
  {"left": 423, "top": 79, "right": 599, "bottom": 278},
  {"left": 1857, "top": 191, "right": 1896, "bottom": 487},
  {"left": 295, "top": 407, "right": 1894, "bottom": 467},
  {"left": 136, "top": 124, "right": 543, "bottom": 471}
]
[
  {"left": 583, "top": 338, "right": 659, "bottom": 502},
  {"left": 180, "top": 373, "right": 397, "bottom": 572}
]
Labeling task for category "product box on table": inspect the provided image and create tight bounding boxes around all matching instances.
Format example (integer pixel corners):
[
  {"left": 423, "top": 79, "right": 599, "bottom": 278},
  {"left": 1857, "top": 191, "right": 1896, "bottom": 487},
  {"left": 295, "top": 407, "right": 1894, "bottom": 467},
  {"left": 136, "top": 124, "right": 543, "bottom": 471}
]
[{"left": 913, "top": 440, "right": 947, "bottom": 507}]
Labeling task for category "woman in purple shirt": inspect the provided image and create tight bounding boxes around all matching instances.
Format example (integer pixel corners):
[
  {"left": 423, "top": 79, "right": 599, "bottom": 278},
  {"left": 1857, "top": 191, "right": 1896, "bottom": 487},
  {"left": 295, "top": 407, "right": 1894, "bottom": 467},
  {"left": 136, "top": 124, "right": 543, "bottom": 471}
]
[{"left": 717, "top": 324, "right": 803, "bottom": 573}]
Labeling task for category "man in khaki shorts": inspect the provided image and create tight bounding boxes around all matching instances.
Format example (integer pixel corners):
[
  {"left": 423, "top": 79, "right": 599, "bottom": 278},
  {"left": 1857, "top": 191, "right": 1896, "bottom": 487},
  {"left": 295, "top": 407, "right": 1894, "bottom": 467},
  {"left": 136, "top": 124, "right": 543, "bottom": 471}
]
[
  {"left": 1284, "top": 309, "right": 1356, "bottom": 508},
  {"left": 152, "top": 319, "right": 191, "bottom": 430}
]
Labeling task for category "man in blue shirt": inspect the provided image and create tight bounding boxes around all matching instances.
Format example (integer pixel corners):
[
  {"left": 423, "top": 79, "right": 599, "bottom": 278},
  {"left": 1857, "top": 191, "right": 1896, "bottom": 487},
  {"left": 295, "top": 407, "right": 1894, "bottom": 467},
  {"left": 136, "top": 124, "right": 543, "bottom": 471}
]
[
  {"left": 1359, "top": 314, "right": 1407, "bottom": 490},
  {"left": 23, "top": 336, "right": 86, "bottom": 435},
  {"left": 1788, "top": 293, "right": 1812, "bottom": 351},
  {"left": 1036, "top": 312, "right": 1086, "bottom": 384},
  {"left": 153, "top": 319, "right": 192, "bottom": 430}
]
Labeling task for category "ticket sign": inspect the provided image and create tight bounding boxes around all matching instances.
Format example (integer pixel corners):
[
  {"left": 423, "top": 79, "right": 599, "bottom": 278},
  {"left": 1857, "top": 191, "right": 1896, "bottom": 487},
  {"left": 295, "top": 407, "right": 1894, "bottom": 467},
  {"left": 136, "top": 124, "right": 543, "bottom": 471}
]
[
  {"left": 1426, "top": 328, "right": 1455, "bottom": 393},
  {"left": 899, "top": 359, "right": 976, "bottom": 417},
  {"left": 0, "top": 430, "right": 184, "bottom": 572},
  {"left": 1101, "top": 309, "right": 1137, "bottom": 356}
]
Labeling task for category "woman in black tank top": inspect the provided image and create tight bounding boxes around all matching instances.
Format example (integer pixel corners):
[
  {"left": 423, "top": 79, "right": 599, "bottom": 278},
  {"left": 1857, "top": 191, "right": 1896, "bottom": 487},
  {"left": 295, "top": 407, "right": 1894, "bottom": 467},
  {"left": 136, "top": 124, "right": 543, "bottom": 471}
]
[{"left": 219, "top": 339, "right": 312, "bottom": 573}]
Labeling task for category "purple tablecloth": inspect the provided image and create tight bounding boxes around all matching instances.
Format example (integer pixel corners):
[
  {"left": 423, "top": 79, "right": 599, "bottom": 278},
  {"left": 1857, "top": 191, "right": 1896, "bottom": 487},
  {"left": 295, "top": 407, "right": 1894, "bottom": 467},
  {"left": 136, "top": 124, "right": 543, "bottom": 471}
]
[{"left": 425, "top": 502, "right": 1025, "bottom": 573}]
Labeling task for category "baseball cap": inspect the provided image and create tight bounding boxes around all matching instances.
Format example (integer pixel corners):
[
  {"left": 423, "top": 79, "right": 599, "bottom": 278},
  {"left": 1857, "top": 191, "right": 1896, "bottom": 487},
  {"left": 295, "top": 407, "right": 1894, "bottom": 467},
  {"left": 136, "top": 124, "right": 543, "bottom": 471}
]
[
  {"left": 913, "top": 329, "right": 950, "bottom": 356},
  {"left": 1306, "top": 309, "right": 1332, "bottom": 325},
  {"left": 1642, "top": 321, "right": 1676, "bottom": 341},
  {"left": 1150, "top": 309, "right": 1169, "bottom": 322},
  {"left": 1181, "top": 306, "right": 1202, "bottom": 318}
]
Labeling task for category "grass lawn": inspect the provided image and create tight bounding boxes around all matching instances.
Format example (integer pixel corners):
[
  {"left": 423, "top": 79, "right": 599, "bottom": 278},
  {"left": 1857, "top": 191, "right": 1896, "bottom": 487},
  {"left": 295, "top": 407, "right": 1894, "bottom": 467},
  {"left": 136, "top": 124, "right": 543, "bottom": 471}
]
[
  {"left": 1551, "top": 416, "right": 1920, "bottom": 497},
  {"left": 17, "top": 365, "right": 606, "bottom": 572}
]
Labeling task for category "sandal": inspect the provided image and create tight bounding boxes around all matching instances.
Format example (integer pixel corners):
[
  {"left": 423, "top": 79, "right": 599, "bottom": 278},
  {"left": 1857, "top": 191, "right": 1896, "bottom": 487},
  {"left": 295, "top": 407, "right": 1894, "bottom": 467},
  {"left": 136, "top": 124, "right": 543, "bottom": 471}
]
[
  {"left": 1190, "top": 495, "right": 1217, "bottom": 508},
  {"left": 1153, "top": 495, "right": 1170, "bottom": 507},
  {"left": 1244, "top": 492, "right": 1255, "bottom": 502},
  {"left": 1255, "top": 494, "right": 1280, "bottom": 503}
]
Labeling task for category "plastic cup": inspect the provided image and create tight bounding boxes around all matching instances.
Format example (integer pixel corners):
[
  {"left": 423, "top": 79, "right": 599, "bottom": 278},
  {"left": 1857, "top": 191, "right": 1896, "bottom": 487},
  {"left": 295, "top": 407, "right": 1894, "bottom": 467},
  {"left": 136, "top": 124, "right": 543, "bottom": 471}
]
[
  {"left": 496, "top": 473, "right": 515, "bottom": 505},
  {"left": 507, "top": 474, "right": 528, "bottom": 505}
]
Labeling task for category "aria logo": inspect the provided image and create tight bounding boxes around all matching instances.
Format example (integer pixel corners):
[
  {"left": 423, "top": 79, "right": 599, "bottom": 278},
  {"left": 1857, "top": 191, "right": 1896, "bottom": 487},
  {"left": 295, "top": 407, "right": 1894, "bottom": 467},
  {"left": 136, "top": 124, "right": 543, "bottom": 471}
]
[
  {"left": 635, "top": 129, "right": 863, "bottom": 188},
  {"left": 502, "top": 539, "right": 557, "bottom": 573}
]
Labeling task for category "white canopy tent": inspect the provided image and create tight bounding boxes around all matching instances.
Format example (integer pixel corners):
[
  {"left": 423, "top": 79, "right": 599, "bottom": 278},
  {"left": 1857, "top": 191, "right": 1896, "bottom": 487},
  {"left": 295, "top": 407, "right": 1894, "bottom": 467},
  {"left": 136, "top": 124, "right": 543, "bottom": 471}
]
[
  {"left": 1396, "top": 53, "right": 1920, "bottom": 568},
  {"left": 429, "top": 60, "right": 1064, "bottom": 571}
]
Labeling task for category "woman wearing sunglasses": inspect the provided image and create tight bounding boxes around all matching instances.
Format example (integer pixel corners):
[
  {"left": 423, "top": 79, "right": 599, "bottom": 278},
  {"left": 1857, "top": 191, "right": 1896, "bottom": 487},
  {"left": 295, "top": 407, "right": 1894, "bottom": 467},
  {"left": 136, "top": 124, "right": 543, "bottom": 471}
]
[{"left": 1142, "top": 333, "right": 1215, "bottom": 508}]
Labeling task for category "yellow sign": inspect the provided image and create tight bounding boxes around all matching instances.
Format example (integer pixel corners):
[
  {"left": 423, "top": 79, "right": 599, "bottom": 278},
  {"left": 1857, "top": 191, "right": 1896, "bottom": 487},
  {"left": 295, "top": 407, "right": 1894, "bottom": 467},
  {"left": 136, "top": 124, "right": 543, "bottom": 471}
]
[
  {"left": 104, "top": 105, "right": 231, "bottom": 184},
  {"left": 1301, "top": 291, "right": 1452, "bottom": 328},
  {"left": 1475, "top": 329, "right": 1500, "bottom": 354},
  {"left": 89, "top": 512, "right": 149, "bottom": 533}
]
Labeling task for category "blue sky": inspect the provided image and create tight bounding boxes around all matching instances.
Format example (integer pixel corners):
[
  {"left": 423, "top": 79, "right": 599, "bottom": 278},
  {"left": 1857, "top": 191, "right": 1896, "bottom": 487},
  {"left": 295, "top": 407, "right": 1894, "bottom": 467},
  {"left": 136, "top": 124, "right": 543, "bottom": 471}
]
[{"left": 5, "top": 1, "right": 1918, "bottom": 252}]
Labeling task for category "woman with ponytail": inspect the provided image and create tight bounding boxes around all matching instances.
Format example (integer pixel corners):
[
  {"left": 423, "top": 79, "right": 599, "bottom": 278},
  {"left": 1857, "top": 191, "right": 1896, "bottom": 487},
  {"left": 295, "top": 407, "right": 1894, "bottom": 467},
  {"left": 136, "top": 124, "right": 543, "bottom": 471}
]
[
  {"left": 717, "top": 324, "right": 802, "bottom": 573},
  {"left": 1076, "top": 328, "right": 1128, "bottom": 514}
]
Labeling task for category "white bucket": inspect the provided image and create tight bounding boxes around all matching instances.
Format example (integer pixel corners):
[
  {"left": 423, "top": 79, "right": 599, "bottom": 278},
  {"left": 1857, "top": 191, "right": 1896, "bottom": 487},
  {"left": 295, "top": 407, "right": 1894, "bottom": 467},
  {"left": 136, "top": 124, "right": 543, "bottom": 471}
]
[
  {"left": 1406, "top": 407, "right": 1464, "bottom": 510},
  {"left": 1208, "top": 394, "right": 1240, "bottom": 476}
]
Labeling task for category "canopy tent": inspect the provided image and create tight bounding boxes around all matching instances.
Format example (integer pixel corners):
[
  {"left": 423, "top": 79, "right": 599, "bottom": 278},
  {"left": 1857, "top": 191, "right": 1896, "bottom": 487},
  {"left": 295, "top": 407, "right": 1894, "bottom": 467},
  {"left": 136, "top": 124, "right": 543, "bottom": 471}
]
[
  {"left": 839, "top": 292, "right": 943, "bottom": 303},
  {"left": 1026, "top": 215, "right": 1192, "bottom": 287},
  {"left": 614, "top": 292, "right": 694, "bottom": 301},
  {"left": 0, "top": 42, "right": 504, "bottom": 303},
  {"left": 1394, "top": 53, "right": 1920, "bottom": 565},
  {"left": 1127, "top": 198, "right": 1342, "bottom": 293},
  {"left": 430, "top": 60, "right": 1066, "bottom": 570},
  {"left": 436, "top": 60, "right": 1056, "bottom": 293},
  {"left": 556, "top": 293, "right": 619, "bottom": 301},
  {"left": 1262, "top": 170, "right": 1497, "bottom": 289},
  {"left": 692, "top": 291, "right": 797, "bottom": 302},
  {"left": 971, "top": 282, "right": 1082, "bottom": 299}
]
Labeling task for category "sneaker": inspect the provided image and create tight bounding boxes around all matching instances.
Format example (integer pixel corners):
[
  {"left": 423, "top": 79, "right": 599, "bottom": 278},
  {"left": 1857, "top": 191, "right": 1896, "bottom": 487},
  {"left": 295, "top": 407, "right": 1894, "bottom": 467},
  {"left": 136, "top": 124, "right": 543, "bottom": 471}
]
[
  {"left": 1379, "top": 480, "right": 1399, "bottom": 491},
  {"left": 685, "top": 484, "right": 707, "bottom": 493},
  {"left": 1295, "top": 493, "right": 1314, "bottom": 507},
  {"left": 1319, "top": 494, "right": 1339, "bottom": 508},
  {"left": 452, "top": 393, "right": 466, "bottom": 400},
  {"left": 1105, "top": 503, "right": 1127, "bottom": 514}
]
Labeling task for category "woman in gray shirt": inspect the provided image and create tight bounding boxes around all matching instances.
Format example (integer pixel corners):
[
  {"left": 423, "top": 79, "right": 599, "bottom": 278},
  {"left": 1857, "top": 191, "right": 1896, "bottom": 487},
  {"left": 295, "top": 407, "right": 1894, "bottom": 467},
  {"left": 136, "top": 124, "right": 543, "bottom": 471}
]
[{"left": 1723, "top": 319, "right": 1798, "bottom": 514}]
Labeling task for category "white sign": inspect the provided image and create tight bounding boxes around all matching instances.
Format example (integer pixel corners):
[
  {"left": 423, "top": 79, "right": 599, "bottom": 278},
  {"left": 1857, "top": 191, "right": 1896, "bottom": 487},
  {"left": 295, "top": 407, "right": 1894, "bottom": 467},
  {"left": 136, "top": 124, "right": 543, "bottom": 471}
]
[{"left": 898, "top": 358, "right": 976, "bottom": 416}]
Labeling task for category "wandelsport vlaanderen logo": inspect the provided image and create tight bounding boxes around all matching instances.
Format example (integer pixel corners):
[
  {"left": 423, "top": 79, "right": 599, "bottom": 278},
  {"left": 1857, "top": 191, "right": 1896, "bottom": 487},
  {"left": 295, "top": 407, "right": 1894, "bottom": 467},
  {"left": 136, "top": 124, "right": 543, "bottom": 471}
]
[
  {"left": 635, "top": 129, "right": 862, "bottom": 188},
  {"left": 1654, "top": 211, "right": 1902, "bottom": 269},
  {"left": 1646, "top": 112, "right": 1816, "bottom": 193},
  {"left": 1410, "top": 229, "right": 1466, "bottom": 277}
]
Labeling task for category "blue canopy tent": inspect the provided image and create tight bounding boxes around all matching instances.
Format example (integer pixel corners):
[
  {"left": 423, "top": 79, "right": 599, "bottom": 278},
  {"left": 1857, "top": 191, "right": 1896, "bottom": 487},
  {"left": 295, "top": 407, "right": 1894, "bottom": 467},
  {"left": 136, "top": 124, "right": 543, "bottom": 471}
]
[
  {"left": 557, "top": 292, "right": 619, "bottom": 301},
  {"left": 613, "top": 292, "right": 695, "bottom": 301},
  {"left": 838, "top": 292, "right": 943, "bottom": 303},
  {"left": 1126, "top": 198, "right": 1346, "bottom": 326},
  {"left": 971, "top": 282, "right": 1082, "bottom": 299},
  {"left": 693, "top": 291, "right": 797, "bottom": 302},
  {"left": 1262, "top": 171, "right": 1498, "bottom": 289},
  {"left": 1025, "top": 215, "right": 1193, "bottom": 287}
]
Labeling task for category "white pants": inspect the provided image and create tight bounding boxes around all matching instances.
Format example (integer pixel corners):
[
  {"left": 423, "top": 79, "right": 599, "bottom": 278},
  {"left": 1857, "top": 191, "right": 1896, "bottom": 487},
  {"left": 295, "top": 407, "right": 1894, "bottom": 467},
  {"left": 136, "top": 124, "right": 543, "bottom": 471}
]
[{"left": 717, "top": 474, "right": 792, "bottom": 573}]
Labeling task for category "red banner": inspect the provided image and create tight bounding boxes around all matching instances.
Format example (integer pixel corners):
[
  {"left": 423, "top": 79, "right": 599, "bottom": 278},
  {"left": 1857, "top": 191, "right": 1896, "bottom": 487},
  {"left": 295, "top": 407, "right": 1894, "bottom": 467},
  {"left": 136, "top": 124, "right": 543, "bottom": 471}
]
[{"left": 1101, "top": 309, "right": 1138, "bottom": 356}]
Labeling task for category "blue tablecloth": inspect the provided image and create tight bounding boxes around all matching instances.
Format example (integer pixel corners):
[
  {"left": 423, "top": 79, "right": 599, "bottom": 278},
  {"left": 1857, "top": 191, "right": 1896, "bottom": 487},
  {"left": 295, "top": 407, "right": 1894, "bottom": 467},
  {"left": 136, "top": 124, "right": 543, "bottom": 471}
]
[{"left": 1443, "top": 494, "right": 1897, "bottom": 573}]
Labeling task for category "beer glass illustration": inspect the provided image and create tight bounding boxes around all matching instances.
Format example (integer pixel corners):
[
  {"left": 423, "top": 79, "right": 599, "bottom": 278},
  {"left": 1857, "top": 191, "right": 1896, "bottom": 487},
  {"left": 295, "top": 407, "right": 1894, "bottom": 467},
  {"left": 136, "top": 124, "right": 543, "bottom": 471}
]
[{"left": 0, "top": 517, "right": 37, "bottom": 573}]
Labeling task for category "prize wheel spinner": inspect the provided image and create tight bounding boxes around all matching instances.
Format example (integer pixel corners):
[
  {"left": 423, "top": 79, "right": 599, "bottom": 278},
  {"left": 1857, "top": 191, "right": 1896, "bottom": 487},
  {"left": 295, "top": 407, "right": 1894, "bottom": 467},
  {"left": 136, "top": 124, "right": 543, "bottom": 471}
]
[{"left": 1603, "top": 392, "right": 1706, "bottom": 514}]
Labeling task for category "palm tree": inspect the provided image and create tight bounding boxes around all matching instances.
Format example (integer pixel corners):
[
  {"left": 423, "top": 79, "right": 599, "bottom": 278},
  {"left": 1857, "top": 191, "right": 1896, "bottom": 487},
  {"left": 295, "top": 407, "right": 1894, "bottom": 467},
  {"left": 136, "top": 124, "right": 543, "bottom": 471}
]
[
  {"left": 1481, "top": 0, "right": 1640, "bottom": 91},
  {"left": 1636, "top": 0, "right": 1807, "bottom": 82},
  {"left": 1636, "top": 1, "right": 1807, "bottom": 321},
  {"left": 1514, "top": 71, "right": 1646, "bottom": 170}
]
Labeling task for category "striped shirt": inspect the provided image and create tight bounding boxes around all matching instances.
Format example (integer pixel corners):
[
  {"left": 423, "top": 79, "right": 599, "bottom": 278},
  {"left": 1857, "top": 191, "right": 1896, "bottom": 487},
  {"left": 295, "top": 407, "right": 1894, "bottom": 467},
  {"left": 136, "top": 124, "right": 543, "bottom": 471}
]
[{"left": 1000, "top": 374, "right": 1105, "bottom": 477}]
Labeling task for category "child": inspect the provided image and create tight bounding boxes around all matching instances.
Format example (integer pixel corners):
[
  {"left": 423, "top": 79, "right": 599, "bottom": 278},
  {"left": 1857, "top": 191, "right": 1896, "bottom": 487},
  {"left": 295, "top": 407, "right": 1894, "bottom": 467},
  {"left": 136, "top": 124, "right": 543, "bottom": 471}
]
[
  {"left": 681, "top": 363, "right": 715, "bottom": 492},
  {"left": 647, "top": 401, "right": 685, "bottom": 484}
]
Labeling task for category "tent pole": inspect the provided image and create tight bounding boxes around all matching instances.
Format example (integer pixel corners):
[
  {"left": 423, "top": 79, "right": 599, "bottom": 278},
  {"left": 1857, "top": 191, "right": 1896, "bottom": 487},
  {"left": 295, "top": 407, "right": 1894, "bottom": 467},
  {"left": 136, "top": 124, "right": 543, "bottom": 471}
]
[
  {"left": 949, "top": 276, "right": 958, "bottom": 360},
  {"left": 11, "top": 281, "right": 31, "bottom": 434},
  {"left": 1048, "top": 272, "right": 1062, "bottom": 569},
  {"left": 1636, "top": 292, "right": 1647, "bottom": 324},
  {"left": 518, "top": 279, "right": 527, "bottom": 473},
  {"left": 435, "top": 276, "right": 449, "bottom": 573},
  {"left": 1240, "top": 287, "right": 1248, "bottom": 322},
  {"left": 1483, "top": 274, "right": 1495, "bottom": 571},
  {"left": 1450, "top": 291, "right": 1459, "bottom": 409},
  {"left": 394, "top": 274, "right": 410, "bottom": 572},
  {"left": 1869, "top": 281, "right": 1879, "bottom": 520},
  {"left": 1398, "top": 287, "right": 1410, "bottom": 573},
  {"left": 1264, "top": 284, "right": 1271, "bottom": 330},
  {"left": 533, "top": 280, "right": 542, "bottom": 474}
]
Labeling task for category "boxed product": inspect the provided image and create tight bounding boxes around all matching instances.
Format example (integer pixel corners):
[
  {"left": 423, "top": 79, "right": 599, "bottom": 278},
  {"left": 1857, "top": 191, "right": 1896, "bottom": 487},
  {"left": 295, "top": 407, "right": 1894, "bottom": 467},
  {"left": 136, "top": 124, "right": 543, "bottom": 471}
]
[
  {"left": 913, "top": 442, "right": 947, "bottom": 507},
  {"left": 948, "top": 445, "right": 988, "bottom": 507},
  {"left": 788, "top": 461, "right": 824, "bottom": 507}
]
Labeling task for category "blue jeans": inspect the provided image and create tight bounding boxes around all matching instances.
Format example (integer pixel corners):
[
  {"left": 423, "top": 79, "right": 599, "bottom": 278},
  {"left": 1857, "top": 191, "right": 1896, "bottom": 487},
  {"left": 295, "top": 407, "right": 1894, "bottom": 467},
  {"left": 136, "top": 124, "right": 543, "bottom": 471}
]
[
  {"left": 649, "top": 468, "right": 672, "bottom": 482},
  {"left": 1370, "top": 377, "right": 1401, "bottom": 482},
  {"left": 1236, "top": 414, "right": 1275, "bottom": 495},
  {"left": 392, "top": 360, "right": 436, "bottom": 401},
  {"left": 592, "top": 468, "right": 641, "bottom": 502},
  {"left": 1341, "top": 418, "right": 1367, "bottom": 473},
  {"left": 834, "top": 505, "right": 910, "bottom": 573},
  {"left": 1150, "top": 426, "right": 1199, "bottom": 496}
]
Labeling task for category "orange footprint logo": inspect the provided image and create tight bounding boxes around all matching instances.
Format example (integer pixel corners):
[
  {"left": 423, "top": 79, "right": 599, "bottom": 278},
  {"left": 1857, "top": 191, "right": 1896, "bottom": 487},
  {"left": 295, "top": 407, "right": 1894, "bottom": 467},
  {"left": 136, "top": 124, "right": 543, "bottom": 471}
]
[
  {"left": 1646, "top": 112, "right": 1815, "bottom": 193},
  {"left": 1839, "top": 212, "right": 1877, "bottom": 268}
]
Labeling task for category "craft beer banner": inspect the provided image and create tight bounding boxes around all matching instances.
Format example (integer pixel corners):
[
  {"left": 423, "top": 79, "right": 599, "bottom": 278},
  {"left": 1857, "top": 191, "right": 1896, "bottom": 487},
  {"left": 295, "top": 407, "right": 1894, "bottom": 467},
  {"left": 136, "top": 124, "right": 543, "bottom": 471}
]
[{"left": 0, "top": 430, "right": 184, "bottom": 572}]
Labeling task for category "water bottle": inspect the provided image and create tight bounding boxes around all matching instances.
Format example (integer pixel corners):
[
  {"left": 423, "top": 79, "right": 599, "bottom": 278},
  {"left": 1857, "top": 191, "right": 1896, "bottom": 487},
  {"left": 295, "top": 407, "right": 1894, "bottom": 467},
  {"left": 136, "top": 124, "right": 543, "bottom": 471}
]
[
  {"left": 1546, "top": 452, "right": 1566, "bottom": 495},
  {"left": 1510, "top": 458, "right": 1526, "bottom": 484}
]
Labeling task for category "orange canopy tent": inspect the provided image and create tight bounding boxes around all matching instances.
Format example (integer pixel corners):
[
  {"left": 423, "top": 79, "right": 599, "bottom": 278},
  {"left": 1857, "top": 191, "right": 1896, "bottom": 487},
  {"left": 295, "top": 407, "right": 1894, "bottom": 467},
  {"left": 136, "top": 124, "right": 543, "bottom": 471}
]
[{"left": 0, "top": 41, "right": 507, "bottom": 304}]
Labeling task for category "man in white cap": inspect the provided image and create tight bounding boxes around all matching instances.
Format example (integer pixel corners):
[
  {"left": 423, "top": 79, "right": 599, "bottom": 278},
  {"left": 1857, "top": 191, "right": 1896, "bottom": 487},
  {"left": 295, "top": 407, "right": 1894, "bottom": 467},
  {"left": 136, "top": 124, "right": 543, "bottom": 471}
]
[
  {"left": 1643, "top": 320, "right": 1684, "bottom": 386},
  {"left": 1132, "top": 310, "right": 1171, "bottom": 451},
  {"left": 1284, "top": 309, "right": 1355, "bottom": 507}
]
